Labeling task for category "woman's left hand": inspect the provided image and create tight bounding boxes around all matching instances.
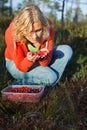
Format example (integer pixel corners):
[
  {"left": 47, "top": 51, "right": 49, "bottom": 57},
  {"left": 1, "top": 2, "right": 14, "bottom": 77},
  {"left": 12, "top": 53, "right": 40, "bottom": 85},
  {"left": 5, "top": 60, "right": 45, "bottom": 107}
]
[{"left": 38, "top": 48, "right": 49, "bottom": 58}]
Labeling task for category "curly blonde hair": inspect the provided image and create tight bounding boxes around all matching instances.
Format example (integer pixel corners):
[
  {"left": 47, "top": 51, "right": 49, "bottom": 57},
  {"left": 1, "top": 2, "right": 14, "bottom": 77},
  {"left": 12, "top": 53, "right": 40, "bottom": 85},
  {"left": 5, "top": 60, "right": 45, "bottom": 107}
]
[{"left": 13, "top": 5, "right": 50, "bottom": 43}]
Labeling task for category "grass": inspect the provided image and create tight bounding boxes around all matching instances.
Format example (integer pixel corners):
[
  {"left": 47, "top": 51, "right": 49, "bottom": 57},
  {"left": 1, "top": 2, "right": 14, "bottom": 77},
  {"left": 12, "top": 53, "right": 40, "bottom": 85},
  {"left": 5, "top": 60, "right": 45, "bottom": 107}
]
[{"left": 0, "top": 36, "right": 87, "bottom": 129}]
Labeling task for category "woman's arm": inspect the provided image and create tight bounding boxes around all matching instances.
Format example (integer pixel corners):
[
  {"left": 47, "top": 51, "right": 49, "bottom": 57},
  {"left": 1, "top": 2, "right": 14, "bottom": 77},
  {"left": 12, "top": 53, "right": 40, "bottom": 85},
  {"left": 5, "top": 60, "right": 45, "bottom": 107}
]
[
  {"left": 12, "top": 43, "right": 35, "bottom": 72},
  {"left": 38, "top": 19, "right": 54, "bottom": 66}
]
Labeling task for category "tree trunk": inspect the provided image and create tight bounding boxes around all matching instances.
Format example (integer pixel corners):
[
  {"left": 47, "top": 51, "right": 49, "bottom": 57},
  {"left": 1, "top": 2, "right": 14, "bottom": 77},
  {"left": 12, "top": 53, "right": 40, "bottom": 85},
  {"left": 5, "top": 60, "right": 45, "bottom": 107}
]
[
  {"left": 9, "top": 0, "right": 12, "bottom": 15},
  {"left": 61, "top": 0, "right": 65, "bottom": 29}
]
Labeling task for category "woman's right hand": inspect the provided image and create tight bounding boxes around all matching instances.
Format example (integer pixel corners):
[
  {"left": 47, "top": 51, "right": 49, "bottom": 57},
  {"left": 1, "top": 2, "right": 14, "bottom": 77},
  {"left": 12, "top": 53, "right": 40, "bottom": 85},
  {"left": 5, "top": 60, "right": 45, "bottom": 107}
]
[{"left": 26, "top": 52, "right": 40, "bottom": 62}]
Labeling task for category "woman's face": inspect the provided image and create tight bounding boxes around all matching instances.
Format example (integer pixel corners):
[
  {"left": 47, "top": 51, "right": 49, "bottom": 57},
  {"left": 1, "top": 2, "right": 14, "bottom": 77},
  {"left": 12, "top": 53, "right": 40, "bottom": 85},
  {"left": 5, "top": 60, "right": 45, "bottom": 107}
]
[{"left": 26, "top": 22, "right": 43, "bottom": 44}]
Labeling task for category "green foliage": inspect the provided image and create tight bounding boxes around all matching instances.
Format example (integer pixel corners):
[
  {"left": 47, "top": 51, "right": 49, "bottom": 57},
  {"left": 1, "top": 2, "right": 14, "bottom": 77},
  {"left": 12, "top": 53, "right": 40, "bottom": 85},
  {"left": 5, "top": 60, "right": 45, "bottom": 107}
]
[
  {"left": 0, "top": 16, "right": 13, "bottom": 34},
  {"left": 54, "top": 20, "right": 87, "bottom": 45}
]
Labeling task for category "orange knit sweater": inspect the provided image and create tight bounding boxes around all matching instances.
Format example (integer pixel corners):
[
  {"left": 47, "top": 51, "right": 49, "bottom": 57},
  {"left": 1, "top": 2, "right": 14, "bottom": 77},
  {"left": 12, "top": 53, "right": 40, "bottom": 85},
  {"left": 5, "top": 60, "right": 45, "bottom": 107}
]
[{"left": 5, "top": 19, "right": 54, "bottom": 72}]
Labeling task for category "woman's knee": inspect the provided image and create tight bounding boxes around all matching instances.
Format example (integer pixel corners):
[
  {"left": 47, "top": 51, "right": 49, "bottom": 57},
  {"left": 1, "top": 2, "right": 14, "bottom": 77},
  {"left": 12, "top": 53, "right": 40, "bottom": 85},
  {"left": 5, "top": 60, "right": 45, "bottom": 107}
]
[
  {"left": 47, "top": 70, "right": 57, "bottom": 84},
  {"left": 37, "top": 67, "right": 57, "bottom": 85},
  {"left": 57, "top": 45, "right": 73, "bottom": 60},
  {"left": 6, "top": 60, "right": 24, "bottom": 79}
]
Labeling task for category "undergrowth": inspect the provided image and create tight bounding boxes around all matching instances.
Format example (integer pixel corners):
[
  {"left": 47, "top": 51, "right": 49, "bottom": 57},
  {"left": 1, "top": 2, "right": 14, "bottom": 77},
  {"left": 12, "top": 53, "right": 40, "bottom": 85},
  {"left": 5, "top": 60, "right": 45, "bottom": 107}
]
[{"left": 0, "top": 20, "right": 87, "bottom": 130}]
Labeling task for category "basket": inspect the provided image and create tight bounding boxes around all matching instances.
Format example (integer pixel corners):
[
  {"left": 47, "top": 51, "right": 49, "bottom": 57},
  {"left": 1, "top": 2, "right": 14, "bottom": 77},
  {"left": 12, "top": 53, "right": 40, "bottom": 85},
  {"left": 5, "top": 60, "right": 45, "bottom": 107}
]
[{"left": 1, "top": 85, "right": 45, "bottom": 103}]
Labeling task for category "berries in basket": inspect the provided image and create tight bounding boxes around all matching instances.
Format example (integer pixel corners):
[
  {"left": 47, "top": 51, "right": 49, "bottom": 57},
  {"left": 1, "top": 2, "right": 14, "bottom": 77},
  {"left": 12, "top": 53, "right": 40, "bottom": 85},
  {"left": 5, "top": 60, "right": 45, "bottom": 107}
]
[{"left": 1, "top": 85, "right": 45, "bottom": 103}]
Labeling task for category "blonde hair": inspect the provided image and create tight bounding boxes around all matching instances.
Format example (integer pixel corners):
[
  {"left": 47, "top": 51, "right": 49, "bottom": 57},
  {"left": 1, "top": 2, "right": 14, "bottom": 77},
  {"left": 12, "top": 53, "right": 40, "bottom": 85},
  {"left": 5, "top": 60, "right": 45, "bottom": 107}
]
[{"left": 13, "top": 5, "right": 50, "bottom": 43}]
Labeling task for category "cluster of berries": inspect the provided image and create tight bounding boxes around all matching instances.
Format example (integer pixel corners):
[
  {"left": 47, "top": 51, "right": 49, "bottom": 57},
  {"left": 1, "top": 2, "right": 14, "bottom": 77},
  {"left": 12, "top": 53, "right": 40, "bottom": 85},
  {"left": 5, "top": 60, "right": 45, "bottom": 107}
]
[
  {"left": 7, "top": 86, "right": 42, "bottom": 93},
  {"left": 29, "top": 50, "right": 48, "bottom": 58}
]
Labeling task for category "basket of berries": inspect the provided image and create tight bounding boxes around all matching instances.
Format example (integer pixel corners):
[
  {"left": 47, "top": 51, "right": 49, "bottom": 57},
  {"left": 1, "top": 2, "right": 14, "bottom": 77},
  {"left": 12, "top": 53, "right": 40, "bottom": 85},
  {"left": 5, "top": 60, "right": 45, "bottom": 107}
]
[{"left": 1, "top": 85, "right": 45, "bottom": 103}]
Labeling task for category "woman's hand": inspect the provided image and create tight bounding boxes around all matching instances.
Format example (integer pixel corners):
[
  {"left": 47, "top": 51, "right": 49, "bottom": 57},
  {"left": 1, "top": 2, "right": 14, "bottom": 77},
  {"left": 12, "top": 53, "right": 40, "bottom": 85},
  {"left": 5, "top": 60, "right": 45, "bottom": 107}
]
[
  {"left": 26, "top": 52, "right": 40, "bottom": 62},
  {"left": 38, "top": 48, "right": 49, "bottom": 58},
  {"left": 26, "top": 48, "right": 49, "bottom": 62}
]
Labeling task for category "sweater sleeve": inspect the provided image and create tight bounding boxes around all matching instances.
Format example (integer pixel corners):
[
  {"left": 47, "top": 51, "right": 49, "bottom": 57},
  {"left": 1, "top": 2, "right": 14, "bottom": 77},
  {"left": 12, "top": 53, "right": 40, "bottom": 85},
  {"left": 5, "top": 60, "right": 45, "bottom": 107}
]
[
  {"left": 12, "top": 43, "right": 35, "bottom": 72},
  {"left": 38, "top": 19, "right": 54, "bottom": 66}
]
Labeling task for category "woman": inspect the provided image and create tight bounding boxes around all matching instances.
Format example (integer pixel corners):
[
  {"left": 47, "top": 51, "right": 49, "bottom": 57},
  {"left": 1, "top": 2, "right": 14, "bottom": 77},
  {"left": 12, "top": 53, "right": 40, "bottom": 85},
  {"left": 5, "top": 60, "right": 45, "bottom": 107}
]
[{"left": 5, "top": 5, "right": 73, "bottom": 87}]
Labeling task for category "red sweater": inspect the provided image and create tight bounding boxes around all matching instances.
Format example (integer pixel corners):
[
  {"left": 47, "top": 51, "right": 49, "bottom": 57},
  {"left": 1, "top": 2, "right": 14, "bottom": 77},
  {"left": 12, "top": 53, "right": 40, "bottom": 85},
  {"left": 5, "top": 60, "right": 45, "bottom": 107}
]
[{"left": 5, "top": 19, "right": 54, "bottom": 72}]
